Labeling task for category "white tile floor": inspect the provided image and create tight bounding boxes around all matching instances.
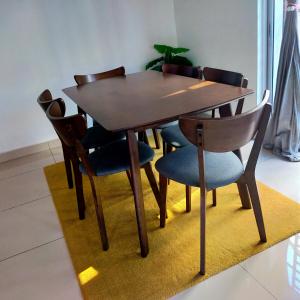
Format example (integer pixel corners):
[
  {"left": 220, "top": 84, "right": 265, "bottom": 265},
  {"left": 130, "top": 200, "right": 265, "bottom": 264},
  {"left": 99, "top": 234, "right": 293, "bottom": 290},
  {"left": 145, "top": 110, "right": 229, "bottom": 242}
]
[{"left": 0, "top": 141, "right": 299, "bottom": 300}]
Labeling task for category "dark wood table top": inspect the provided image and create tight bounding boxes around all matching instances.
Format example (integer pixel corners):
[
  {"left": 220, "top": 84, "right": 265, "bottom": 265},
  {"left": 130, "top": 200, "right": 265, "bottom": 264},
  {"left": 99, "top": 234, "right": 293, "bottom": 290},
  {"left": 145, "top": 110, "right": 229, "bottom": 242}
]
[{"left": 63, "top": 70, "right": 254, "bottom": 132}]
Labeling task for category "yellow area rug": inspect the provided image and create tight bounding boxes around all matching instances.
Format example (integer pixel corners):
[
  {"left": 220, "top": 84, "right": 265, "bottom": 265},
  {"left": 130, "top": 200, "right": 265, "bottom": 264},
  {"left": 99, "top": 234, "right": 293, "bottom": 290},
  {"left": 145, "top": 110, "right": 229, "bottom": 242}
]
[{"left": 44, "top": 148, "right": 300, "bottom": 300}]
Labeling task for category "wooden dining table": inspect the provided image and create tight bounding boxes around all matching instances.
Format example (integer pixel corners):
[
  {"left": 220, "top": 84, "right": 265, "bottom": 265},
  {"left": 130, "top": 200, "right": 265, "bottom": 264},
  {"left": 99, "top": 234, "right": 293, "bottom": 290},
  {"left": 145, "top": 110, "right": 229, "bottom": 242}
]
[{"left": 63, "top": 70, "right": 254, "bottom": 257}]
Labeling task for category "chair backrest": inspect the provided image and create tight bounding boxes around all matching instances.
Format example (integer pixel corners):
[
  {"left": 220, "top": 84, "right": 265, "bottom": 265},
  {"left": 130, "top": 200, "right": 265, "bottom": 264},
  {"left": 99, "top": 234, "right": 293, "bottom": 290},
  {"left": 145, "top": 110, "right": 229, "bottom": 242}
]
[
  {"left": 74, "top": 66, "right": 126, "bottom": 86},
  {"left": 162, "top": 64, "right": 202, "bottom": 79},
  {"left": 46, "top": 100, "right": 87, "bottom": 148},
  {"left": 203, "top": 67, "right": 248, "bottom": 116},
  {"left": 37, "top": 89, "right": 67, "bottom": 120},
  {"left": 203, "top": 67, "right": 244, "bottom": 87},
  {"left": 37, "top": 89, "right": 54, "bottom": 112},
  {"left": 179, "top": 90, "right": 271, "bottom": 153}
]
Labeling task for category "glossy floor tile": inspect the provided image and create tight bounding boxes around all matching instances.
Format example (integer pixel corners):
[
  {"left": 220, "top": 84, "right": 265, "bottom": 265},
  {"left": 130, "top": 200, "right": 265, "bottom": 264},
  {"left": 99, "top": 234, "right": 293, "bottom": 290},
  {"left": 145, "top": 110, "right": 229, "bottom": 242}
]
[
  {"left": 0, "top": 168, "right": 50, "bottom": 211},
  {"left": 241, "top": 234, "right": 300, "bottom": 300},
  {"left": 0, "top": 149, "right": 55, "bottom": 180},
  {"left": 256, "top": 156, "right": 300, "bottom": 203},
  {"left": 0, "top": 238, "right": 82, "bottom": 300},
  {"left": 0, "top": 196, "right": 63, "bottom": 261},
  {"left": 0, "top": 143, "right": 299, "bottom": 300},
  {"left": 171, "top": 265, "right": 275, "bottom": 300}
]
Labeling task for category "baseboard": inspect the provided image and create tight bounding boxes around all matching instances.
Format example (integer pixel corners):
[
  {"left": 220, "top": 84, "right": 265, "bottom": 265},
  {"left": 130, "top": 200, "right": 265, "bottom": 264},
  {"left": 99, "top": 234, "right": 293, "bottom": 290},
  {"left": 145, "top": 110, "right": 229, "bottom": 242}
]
[
  {"left": 0, "top": 130, "right": 155, "bottom": 164},
  {"left": 0, "top": 138, "right": 61, "bottom": 163}
]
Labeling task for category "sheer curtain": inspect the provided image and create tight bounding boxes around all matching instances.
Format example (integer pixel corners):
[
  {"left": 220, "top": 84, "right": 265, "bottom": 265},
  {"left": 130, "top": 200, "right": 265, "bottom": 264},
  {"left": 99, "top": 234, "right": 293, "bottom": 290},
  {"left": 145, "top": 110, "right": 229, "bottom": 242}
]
[{"left": 265, "top": 0, "right": 300, "bottom": 161}]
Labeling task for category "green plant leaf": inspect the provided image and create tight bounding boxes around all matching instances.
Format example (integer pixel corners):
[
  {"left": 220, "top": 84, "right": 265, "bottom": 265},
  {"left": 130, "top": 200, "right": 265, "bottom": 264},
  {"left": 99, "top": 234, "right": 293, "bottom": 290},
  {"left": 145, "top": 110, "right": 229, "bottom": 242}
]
[
  {"left": 170, "top": 55, "right": 193, "bottom": 66},
  {"left": 172, "top": 47, "right": 190, "bottom": 54},
  {"left": 151, "top": 65, "right": 162, "bottom": 72},
  {"left": 145, "top": 57, "right": 164, "bottom": 70},
  {"left": 154, "top": 44, "right": 173, "bottom": 54}
]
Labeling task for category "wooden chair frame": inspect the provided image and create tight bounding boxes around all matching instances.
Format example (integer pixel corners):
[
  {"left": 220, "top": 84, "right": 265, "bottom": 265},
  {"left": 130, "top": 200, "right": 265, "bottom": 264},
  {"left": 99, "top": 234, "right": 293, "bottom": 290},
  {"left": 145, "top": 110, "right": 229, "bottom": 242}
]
[
  {"left": 37, "top": 90, "right": 73, "bottom": 189},
  {"left": 159, "top": 90, "right": 271, "bottom": 274},
  {"left": 46, "top": 100, "right": 160, "bottom": 251}
]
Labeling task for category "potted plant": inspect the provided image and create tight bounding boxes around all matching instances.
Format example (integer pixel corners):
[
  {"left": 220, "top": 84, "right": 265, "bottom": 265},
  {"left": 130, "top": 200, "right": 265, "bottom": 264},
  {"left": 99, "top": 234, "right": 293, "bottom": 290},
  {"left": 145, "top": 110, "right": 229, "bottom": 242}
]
[{"left": 145, "top": 44, "right": 193, "bottom": 71}]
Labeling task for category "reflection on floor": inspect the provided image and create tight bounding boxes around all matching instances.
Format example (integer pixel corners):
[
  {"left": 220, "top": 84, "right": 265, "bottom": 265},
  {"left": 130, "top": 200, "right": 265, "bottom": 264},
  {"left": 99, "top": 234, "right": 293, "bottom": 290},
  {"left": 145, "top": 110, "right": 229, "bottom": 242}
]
[{"left": 0, "top": 140, "right": 299, "bottom": 300}]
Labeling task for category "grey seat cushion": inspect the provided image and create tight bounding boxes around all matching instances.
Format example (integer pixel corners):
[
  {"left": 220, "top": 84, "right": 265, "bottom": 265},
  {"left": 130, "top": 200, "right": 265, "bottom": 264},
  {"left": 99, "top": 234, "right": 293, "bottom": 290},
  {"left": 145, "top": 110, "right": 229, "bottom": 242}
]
[
  {"left": 157, "top": 120, "right": 178, "bottom": 129},
  {"left": 81, "top": 125, "right": 126, "bottom": 149},
  {"left": 161, "top": 125, "right": 190, "bottom": 148},
  {"left": 155, "top": 145, "right": 244, "bottom": 190},
  {"left": 160, "top": 111, "right": 213, "bottom": 148},
  {"left": 80, "top": 140, "right": 154, "bottom": 176}
]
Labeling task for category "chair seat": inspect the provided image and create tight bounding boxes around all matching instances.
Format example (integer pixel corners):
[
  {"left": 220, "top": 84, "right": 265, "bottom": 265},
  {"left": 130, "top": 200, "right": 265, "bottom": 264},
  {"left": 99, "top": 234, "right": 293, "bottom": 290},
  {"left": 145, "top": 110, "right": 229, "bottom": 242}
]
[
  {"left": 157, "top": 120, "right": 178, "bottom": 129},
  {"left": 155, "top": 145, "right": 244, "bottom": 190},
  {"left": 81, "top": 125, "right": 126, "bottom": 149},
  {"left": 161, "top": 112, "right": 212, "bottom": 148},
  {"left": 161, "top": 125, "right": 190, "bottom": 148},
  {"left": 80, "top": 140, "right": 154, "bottom": 176}
]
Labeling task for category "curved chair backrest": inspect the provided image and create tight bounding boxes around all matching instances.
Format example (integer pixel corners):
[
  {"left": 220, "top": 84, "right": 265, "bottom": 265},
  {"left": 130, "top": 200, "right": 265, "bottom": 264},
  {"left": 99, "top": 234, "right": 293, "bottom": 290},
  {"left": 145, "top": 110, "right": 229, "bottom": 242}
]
[
  {"left": 46, "top": 100, "right": 87, "bottom": 148},
  {"left": 74, "top": 66, "right": 126, "bottom": 86},
  {"left": 179, "top": 90, "right": 271, "bottom": 153},
  {"left": 37, "top": 89, "right": 54, "bottom": 112},
  {"left": 203, "top": 67, "right": 244, "bottom": 87},
  {"left": 162, "top": 64, "right": 202, "bottom": 79},
  {"left": 37, "top": 89, "right": 67, "bottom": 119},
  {"left": 203, "top": 67, "right": 248, "bottom": 116}
]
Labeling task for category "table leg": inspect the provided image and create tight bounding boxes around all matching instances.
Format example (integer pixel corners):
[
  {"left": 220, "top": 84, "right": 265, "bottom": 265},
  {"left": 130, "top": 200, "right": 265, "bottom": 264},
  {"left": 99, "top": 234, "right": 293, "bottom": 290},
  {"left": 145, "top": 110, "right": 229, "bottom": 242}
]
[{"left": 127, "top": 130, "right": 149, "bottom": 257}]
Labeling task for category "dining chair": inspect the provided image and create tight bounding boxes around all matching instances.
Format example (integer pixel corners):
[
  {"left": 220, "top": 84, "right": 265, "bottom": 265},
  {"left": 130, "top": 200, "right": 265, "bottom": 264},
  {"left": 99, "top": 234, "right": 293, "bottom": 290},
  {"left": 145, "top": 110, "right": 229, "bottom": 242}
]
[
  {"left": 159, "top": 64, "right": 203, "bottom": 153},
  {"left": 37, "top": 89, "right": 74, "bottom": 189},
  {"left": 74, "top": 66, "right": 156, "bottom": 149},
  {"left": 38, "top": 89, "right": 127, "bottom": 218},
  {"left": 156, "top": 90, "right": 271, "bottom": 275},
  {"left": 160, "top": 67, "right": 248, "bottom": 150},
  {"left": 160, "top": 68, "right": 248, "bottom": 212},
  {"left": 46, "top": 99, "right": 160, "bottom": 251}
]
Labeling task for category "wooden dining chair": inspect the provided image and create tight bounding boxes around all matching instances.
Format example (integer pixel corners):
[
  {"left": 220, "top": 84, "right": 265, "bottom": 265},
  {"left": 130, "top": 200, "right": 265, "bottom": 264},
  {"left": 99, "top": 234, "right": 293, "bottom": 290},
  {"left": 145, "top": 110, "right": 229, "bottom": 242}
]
[
  {"left": 46, "top": 99, "right": 160, "bottom": 251},
  {"left": 37, "top": 89, "right": 74, "bottom": 189},
  {"left": 159, "top": 64, "right": 203, "bottom": 152},
  {"left": 74, "top": 66, "right": 156, "bottom": 149},
  {"left": 160, "top": 68, "right": 248, "bottom": 212},
  {"left": 161, "top": 67, "right": 248, "bottom": 150},
  {"left": 37, "top": 89, "right": 125, "bottom": 192},
  {"left": 156, "top": 90, "right": 271, "bottom": 275}
]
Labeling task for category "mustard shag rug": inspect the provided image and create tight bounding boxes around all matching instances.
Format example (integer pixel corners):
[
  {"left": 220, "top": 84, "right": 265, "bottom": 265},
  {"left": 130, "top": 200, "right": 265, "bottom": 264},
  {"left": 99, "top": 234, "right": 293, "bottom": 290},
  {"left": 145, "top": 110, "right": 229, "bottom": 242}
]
[{"left": 44, "top": 149, "right": 300, "bottom": 300}]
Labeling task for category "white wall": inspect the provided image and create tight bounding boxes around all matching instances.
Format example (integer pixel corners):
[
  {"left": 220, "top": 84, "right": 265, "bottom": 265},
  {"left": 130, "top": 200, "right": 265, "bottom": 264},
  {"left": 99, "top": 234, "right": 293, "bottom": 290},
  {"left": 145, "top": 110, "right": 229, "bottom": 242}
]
[
  {"left": 0, "top": 0, "right": 177, "bottom": 154},
  {"left": 174, "top": 0, "right": 259, "bottom": 111}
]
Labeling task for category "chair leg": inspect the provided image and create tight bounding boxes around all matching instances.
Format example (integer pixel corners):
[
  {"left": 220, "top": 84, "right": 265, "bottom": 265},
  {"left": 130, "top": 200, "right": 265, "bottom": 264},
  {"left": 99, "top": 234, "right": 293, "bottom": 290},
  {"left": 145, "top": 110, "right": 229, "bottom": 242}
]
[
  {"left": 166, "top": 144, "right": 173, "bottom": 185},
  {"left": 200, "top": 188, "right": 207, "bottom": 275},
  {"left": 62, "top": 145, "right": 73, "bottom": 189},
  {"left": 90, "top": 176, "right": 109, "bottom": 251},
  {"left": 126, "top": 170, "right": 133, "bottom": 191},
  {"left": 212, "top": 189, "right": 217, "bottom": 206},
  {"left": 186, "top": 185, "right": 191, "bottom": 212},
  {"left": 144, "top": 163, "right": 161, "bottom": 209},
  {"left": 159, "top": 174, "right": 168, "bottom": 228},
  {"left": 71, "top": 157, "right": 85, "bottom": 220},
  {"left": 246, "top": 177, "right": 267, "bottom": 242},
  {"left": 152, "top": 128, "right": 161, "bottom": 149},
  {"left": 163, "top": 141, "right": 166, "bottom": 156},
  {"left": 237, "top": 182, "right": 251, "bottom": 209},
  {"left": 138, "top": 131, "right": 149, "bottom": 145},
  {"left": 144, "top": 131, "right": 149, "bottom": 145}
]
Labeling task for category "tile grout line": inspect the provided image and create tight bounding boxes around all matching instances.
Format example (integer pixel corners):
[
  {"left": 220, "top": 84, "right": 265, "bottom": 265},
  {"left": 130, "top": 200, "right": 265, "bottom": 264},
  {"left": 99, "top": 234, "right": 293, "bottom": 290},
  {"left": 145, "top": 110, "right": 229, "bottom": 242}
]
[
  {"left": 0, "top": 237, "right": 64, "bottom": 264},
  {"left": 0, "top": 194, "right": 51, "bottom": 213},
  {"left": 0, "top": 157, "right": 56, "bottom": 183},
  {"left": 48, "top": 143, "right": 57, "bottom": 162},
  {"left": 239, "top": 264, "right": 278, "bottom": 299}
]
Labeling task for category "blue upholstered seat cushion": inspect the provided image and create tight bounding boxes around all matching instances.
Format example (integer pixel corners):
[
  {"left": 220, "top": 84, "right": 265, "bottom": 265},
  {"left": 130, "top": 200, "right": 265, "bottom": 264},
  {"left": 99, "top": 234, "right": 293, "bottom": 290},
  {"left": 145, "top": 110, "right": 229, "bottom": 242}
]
[
  {"left": 161, "top": 124, "right": 190, "bottom": 148},
  {"left": 161, "top": 111, "right": 213, "bottom": 148},
  {"left": 157, "top": 120, "right": 178, "bottom": 129},
  {"left": 80, "top": 140, "right": 154, "bottom": 176},
  {"left": 155, "top": 145, "right": 244, "bottom": 190},
  {"left": 81, "top": 125, "right": 126, "bottom": 149}
]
